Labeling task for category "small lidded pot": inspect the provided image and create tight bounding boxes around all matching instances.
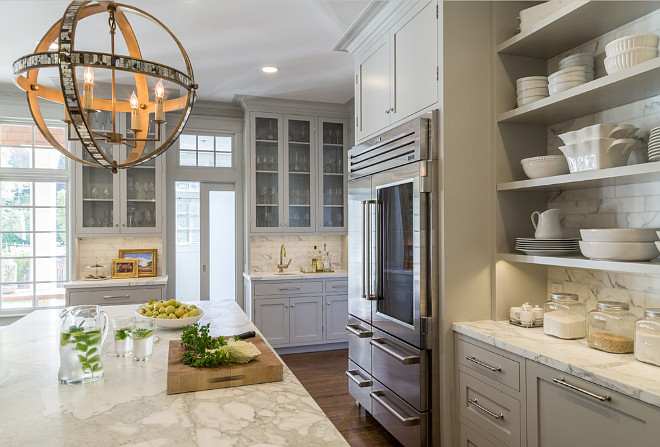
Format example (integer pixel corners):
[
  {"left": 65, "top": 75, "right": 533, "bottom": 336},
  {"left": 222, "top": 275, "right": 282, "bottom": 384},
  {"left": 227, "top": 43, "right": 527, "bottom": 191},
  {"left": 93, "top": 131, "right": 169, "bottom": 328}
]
[
  {"left": 635, "top": 308, "right": 660, "bottom": 366},
  {"left": 587, "top": 301, "right": 636, "bottom": 354},
  {"left": 543, "top": 293, "right": 586, "bottom": 339}
]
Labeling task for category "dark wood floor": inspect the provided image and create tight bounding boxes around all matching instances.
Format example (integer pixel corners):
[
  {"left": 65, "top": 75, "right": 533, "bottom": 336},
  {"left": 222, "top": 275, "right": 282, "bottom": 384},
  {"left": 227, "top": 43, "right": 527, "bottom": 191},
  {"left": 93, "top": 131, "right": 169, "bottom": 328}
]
[{"left": 280, "top": 349, "right": 402, "bottom": 447}]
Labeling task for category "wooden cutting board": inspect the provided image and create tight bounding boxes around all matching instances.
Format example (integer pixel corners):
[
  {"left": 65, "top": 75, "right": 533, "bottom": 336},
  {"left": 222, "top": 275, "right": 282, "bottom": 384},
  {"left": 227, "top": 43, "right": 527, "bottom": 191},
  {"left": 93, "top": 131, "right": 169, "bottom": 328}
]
[{"left": 166, "top": 334, "right": 283, "bottom": 394}]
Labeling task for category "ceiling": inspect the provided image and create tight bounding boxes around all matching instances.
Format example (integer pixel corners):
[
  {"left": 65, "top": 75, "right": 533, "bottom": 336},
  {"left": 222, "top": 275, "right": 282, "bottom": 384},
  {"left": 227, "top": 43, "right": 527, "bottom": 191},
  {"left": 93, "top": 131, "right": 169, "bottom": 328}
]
[{"left": 0, "top": 0, "right": 370, "bottom": 104}]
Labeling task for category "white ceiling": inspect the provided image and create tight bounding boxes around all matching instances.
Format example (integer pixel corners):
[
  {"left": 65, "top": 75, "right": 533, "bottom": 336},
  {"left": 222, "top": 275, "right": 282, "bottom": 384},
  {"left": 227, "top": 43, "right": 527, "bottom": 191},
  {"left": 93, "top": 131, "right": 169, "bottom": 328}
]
[{"left": 0, "top": 0, "right": 370, "bottom": 104}]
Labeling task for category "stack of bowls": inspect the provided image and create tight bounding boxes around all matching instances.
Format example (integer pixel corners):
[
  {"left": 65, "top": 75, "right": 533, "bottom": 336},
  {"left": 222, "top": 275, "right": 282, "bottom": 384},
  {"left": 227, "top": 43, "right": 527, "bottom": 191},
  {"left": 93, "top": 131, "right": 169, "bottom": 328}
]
[
  {"left": 558, "top": 52, "right": 594, "bottom": 81},
  {"left": 516, "top": 76, "right": 548, "bottom": 107},
  {"left": 604, "top": 33, "right": 659, "bottom": 75},
  {"left": 548, "top": 66, "right": 589, "bottom": 95},
  {"left": 557, "top": 123, "right": 638, "bottom": 172},
  {"left": 648, "top": 126, "right": 660, "bottom": 162},
  {"left": 579, "top": 229, "right": 660, "bottom": 261}
]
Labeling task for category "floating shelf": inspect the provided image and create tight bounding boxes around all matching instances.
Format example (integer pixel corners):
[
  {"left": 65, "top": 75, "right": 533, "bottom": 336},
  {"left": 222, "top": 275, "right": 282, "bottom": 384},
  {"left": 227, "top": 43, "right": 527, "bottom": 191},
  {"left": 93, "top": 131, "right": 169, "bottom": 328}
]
[
  {"left": 498, "top": 58, "right": 660, "bottom": 125},
  {"left": 497, "top": 162, "right": 660, "bottom": 191},
  {"left": 498, "top": 252, "right": 660, "bottom": 275},
  {"left": 497, "top": 1, "right": 660, "bottom": 58}
]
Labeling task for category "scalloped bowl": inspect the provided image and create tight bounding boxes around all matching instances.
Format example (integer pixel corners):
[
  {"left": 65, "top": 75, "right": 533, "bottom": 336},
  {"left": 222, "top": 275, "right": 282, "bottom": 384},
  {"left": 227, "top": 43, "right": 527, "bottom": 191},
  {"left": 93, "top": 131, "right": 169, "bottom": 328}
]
[
  {"left": 604, "top": 47, "right": 659, "bottom": 74},
  {"left": 135, "top": 304, "right": 204, "bottom": 329},
  {"left": 521, "top": 155, "right": 569, "bottom": 178},
  {"left": 605, "top": 33, "right": 659, "bottom": 57}
]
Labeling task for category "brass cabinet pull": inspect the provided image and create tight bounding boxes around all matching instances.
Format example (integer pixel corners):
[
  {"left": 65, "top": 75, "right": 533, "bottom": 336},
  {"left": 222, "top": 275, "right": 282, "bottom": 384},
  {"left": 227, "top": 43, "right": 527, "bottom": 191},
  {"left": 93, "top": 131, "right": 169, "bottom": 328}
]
[
  {"left": 552, "top": 377, "right": 611, "bottom": 402},
  {"left": 345, "top": 324, "right": 373, "bottom": 338},
  {"left": 371, "top": 390, "right": 420, "bottom": 426},
  {"left": 466, "top": 355, "right": 501, "bottom": 372},
  {"left": 370, "top": 338, "right": 420, "bottom": 365},
  {"left": 468, "top": 398, "right": 503, "bottom": 420},
  {"left": 346, "top": 370, "right": 372, "bottom": 387}
]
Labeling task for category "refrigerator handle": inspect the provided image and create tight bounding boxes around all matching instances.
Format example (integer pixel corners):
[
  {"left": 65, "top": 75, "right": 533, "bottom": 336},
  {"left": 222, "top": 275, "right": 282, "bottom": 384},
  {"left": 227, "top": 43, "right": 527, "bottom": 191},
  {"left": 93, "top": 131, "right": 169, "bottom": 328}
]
[
  {"left": 361, "top": 200, "right": 367, "bottom": 299},
  {"left": 366, "top": 200, "right": 378, "bottom": 301}
]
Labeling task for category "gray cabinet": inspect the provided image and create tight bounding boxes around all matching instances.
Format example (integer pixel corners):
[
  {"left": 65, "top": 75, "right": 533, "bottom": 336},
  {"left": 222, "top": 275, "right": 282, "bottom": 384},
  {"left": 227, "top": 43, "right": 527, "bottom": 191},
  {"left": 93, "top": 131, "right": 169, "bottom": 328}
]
[
  {"left": 325, "top": 294, "right": 348, "bottom": 341},
  {"left": 356, "top": 34, "right": 391, "bottom": 140},
  {"left": 460, "top": 420, "right": 507, "bottom": 447},
  {"left": 65, "top": 282, "right": 166, "bottom": 306},
  {"left": 254, "top": 297, "right": 290, "bottom": 346},
  {"left": 290, "top": 296, "right": 323, "bottom": 344}
]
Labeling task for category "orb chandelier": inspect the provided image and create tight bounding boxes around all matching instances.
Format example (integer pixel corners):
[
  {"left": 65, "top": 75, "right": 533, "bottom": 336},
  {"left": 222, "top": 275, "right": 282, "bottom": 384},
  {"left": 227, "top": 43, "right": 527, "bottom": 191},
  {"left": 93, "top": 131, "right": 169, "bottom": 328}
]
[{"left": 12, "top": 0, "right": 197, "bottom": 173}]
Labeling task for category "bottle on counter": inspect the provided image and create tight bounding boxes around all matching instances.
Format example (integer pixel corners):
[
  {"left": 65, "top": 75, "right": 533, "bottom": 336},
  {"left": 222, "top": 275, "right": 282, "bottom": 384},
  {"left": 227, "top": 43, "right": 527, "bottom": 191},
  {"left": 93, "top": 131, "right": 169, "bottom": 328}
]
[
  {"left": 323, "top": 244, "right": 332, "bottom": 272},
  {"left": 543, "top": 293, "right": 586, "bottom": 339},
  {"left": 587, "top": 301, "right": 637, "bottom": 354},
  {"left": 311, "top": 245, "right": 318, "bottom": 271},
  {"left": 316, "top": 248, "right": 323, "bottom": 272},
  {"left": 635, "top": 308, "right": 660, "bottom": 366}
]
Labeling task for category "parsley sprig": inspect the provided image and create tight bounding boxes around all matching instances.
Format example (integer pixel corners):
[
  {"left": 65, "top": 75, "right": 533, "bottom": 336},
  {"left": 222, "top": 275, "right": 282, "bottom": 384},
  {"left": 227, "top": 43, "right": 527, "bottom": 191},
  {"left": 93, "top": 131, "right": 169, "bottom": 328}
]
[{"left": 180, "top": 323, "right": 232, "bottom": 368}]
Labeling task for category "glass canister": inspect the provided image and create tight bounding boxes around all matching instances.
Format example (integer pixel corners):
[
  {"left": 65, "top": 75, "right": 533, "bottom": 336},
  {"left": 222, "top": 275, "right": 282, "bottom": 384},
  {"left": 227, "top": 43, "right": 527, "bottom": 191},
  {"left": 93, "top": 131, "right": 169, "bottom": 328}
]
[
  {"left": 587, "top": 301, "right": 637, "bottom": 354},
  {"left": 635, "top": 308, "right": 660, "bottom": 366},
  {"left": 543, "top": 293, "right": 586, "bottom": 339}
]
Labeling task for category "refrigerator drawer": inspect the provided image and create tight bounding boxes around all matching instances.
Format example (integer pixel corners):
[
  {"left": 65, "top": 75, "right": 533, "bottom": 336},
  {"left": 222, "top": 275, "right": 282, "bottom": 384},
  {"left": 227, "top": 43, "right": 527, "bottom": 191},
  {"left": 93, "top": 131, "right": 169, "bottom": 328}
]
[
  {"left": 347, "top": 360, "right": 372, "bottom": 413},
  {"left": 371, "top": 329, "right": 428, "bottom": 412},
  {"left": 371, "top": 378, "right": 428, "bottom": 447},
  {"left": 347, "top": 317, "right": 372, "bottom": 372}
]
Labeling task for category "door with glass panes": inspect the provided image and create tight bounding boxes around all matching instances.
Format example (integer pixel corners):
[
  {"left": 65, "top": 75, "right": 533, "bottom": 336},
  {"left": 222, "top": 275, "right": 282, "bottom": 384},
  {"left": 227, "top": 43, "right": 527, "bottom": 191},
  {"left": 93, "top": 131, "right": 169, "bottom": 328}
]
[{"left": 317, "top": 117, "right": 347, "bottom": 232}]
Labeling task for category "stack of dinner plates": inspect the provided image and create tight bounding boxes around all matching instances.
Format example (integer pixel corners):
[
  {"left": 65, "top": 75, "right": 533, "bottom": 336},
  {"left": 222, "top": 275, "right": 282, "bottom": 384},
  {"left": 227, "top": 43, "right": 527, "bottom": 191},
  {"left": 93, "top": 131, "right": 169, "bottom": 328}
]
[
  {"left": 649, "top": 126, "right": 660, "bottom": 161},
  {"left": 516, "top": 237, "right": 581, "bottom": 256}
]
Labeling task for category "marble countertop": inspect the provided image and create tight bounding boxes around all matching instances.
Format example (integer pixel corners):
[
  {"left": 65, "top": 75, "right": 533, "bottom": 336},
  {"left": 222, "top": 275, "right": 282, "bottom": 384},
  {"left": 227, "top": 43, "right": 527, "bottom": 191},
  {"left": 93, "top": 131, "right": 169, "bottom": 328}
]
[
  {"left": 0, "top": 300, "right": 348, "bottom": 446},
  {"left": 64, "top": 276, "right": 168, "bottom": 289},
  {"left": 243, "top": 271, "right": 348, "bottom": 281},
  {"left": 453, "top": 320, "right": 660, "bottom": 408}
]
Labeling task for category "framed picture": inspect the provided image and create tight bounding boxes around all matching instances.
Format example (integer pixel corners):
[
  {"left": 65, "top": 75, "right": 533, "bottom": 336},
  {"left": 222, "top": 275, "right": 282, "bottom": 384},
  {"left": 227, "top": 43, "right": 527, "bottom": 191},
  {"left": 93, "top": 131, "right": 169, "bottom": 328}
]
[
  {"left": 111, "top": 258, "right": 138, "bottom": 279},
  {"left": 118, "top": 249, "right": 158, "bottom": 277}
]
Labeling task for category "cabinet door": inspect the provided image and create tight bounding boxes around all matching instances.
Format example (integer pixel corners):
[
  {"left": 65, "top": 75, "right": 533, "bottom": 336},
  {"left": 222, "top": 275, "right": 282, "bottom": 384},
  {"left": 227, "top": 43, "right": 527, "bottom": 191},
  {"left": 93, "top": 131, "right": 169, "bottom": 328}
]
[
  {"left": 325, "top": 294, "right": 348, "bottom": 341},
  {"left": 318, "top": 118, "right": 347, "bottom": 232},
  {"left": 251, "top": 113, "right": 283, "bottom": 232},
  {"left": 254, "top": 298, "right": 289, "bottom": 346},
  {"left": 356, "top": 34, "right": 391, "bottom": 141},
  {"left": 284, "top": 115, "right": 315, "bottom": 233},
  {"left": 390, "top": 0, "right": 438, "bottom": 123},
  {"left": 290, "top": 296, "right": 323, "bottom": 344},
  {"left": 527, "top": 361, "right": 660, "bottom": 447},
  {"left": 121, "top": 151, "right": 162, "bottom": 234}
]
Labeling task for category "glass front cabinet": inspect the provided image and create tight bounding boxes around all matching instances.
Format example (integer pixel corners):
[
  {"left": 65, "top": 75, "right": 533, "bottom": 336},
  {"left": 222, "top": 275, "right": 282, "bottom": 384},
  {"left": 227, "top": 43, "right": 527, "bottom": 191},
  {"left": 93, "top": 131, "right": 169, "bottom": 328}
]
[{"left": 249, "top": 112, "right": 347, "bottom": 233}]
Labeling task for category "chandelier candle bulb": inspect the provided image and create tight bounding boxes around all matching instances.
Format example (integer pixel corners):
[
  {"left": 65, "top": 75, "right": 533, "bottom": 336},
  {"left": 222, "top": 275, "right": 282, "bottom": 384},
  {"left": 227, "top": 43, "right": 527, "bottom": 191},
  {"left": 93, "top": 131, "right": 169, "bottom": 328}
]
[
  {"left": 82, "top": 67, "right": 94, "bottom": 110},
  {"left": 155, "top": 80, "right": 164, "bottom": 121},
  {"left": 130, "top": 91, "right": 139, "bottom": 130}
]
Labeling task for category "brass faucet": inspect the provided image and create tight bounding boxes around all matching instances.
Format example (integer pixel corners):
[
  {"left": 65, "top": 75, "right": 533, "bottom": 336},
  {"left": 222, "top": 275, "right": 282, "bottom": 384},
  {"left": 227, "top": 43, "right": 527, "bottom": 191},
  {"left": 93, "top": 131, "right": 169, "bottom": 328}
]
[{"left": 277, "top": 244, "right": 292, "bottom": 273}]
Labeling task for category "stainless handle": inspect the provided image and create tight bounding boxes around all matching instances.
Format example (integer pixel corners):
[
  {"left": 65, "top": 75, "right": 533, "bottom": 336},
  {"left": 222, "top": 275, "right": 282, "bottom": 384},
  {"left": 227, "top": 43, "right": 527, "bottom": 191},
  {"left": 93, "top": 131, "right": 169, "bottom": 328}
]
[
  {"left": 366, "top": 200, "right": 377, "bottom": 301},
  {"left": 279, "top": 287, "right": 300, "bottom": 290},
  {"left": 345, "top": 324, "right": 373, "bottom": 338},
  {"left": 346, "top": 370, "right": 372, "bottom": 387},
  {"left": 103, "top": 295, "right": 130, "bottom": 300},
  {"left": 361, "top": 200, "right": 367, "bottom": 299},
  {"left": 370, "top": 338, "right": 420, "bottom": 365},
  {"left": 371, "top": 391, "right": 420, "bottom": 426},
  {"left": 331, "top": 285, "right": 347, "bottom": 289},
  {"left": 468, "top": 398, "right": 503, "bottom": 420},
  {"left": 465, "top": 356, "right": 501, "bottom": 372},
  {"left": 552, "top": 377, "right": 611, "bottom": 402}
]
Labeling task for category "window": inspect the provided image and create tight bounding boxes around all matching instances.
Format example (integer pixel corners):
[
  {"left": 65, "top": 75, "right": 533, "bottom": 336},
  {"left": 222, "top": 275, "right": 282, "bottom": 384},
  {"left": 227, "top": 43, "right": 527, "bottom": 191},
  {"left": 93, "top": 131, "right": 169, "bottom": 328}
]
[
  {"left": 175, "top": 181, "right": 200, "bottom": 245},
  {"left": 0, "top": 121, "right": 69, "bottom": 310},
  {"left": 179, "top": 134, "right": 233, "bottom": 167}
]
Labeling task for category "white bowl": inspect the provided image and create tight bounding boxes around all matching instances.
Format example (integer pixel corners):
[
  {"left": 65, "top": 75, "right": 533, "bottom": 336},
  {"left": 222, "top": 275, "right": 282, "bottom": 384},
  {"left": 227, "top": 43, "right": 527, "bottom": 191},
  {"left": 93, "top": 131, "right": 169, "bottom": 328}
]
[
  {"left": 135, "top": 304, "right": 204, "bottom": 329},
  {"left": 605, "top": 33, "right": 660, "bottom": 57},
  {"left": 548, "top": 66, "right": 588, "bottom": 80},
  {"left": 580, "top": 228, "right": 660, "bottom": 242},
  {"left": 559, "top": 52, "right": 594, "bottom": 69},
  {"left": 579, "top": 241, "right": 660, "bottom": 261},
  {"left": 517, "top": 86, "right": 549, "bottom": 96},
  {"left": 516, "top": 76, "right": 547, "bottom": 85},
  {"left": 558, "top": 138, "right": 637, "bottom": 172},
  {"left": 521, "top": 155, "right": 569, "bottom": 178},
  {"left": 549, "top": 80, "right": 584, "bottom": 95},
  {"left": 604, "top": 48, "right": 659, "bottom": 74},
  {"left": 558, "top": 124, "right": 638, "bottom": 145},
  {"left": 517, "top": 95, "right": 547, "bottom": 107}
]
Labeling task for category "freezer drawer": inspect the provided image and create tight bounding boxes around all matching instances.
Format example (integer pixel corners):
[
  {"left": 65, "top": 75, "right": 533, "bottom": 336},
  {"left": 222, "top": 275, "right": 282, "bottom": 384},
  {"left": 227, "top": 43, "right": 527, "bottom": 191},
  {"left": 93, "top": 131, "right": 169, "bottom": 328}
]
[
  {"left": 347, "top": 360, "right": 372, "bottom": 413},
  {"left": 347, "top": 316, "right": 373, "bottom": 373},
  {"left": 371, "top": 329, "right": 428, "bottom": 412},
  {"left": 371, "top": 378, "right": 428, "bottom": 447}
]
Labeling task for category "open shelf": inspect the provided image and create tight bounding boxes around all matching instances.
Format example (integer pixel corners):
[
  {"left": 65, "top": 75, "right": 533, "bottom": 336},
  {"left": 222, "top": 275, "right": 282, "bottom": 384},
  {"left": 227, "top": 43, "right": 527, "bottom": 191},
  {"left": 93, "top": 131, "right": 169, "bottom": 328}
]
[
  {"left": 497, "top": 162, "right": 660, "bottom": 191},
  {"left": 82, "top": 198, "right": 113, "bottom": 202},
  {"left": 255, "top": 170, "right": 278, "bottom": 174},
  {"left": 497, "top": 1, "right": 660, "bottom": 58},
  {"left": 323, "top": 143, "right": 344, "bottom": 147},
  {"left": 498, "top": 252, "right": 660, "bottom": 275},
  {"left": 499, "top": 58, "right": 660, "bottom": 125}
]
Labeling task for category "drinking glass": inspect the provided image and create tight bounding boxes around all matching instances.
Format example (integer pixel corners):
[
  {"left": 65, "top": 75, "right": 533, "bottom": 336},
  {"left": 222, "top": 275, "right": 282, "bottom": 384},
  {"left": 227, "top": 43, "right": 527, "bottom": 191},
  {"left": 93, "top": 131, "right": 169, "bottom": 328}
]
[
  {"left": 131, "top": 318, "right": 155, "bottom": 361},
  {"left": 112, "top": 316, "right": 133, "bottom": 357}
]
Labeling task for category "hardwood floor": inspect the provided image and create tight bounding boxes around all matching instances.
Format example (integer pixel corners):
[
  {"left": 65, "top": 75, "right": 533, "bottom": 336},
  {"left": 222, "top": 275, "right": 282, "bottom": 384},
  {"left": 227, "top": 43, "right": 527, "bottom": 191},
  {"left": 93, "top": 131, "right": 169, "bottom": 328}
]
[{"left": 280, "top": 349, "right": 402, "bottom": 447}]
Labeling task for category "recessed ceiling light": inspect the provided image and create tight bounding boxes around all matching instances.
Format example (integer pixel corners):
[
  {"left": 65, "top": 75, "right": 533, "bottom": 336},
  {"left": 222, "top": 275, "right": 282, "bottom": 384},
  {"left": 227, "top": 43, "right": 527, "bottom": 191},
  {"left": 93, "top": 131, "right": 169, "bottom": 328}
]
[{"left": 261, "top": 66, "right": 279, "bottom": 74}]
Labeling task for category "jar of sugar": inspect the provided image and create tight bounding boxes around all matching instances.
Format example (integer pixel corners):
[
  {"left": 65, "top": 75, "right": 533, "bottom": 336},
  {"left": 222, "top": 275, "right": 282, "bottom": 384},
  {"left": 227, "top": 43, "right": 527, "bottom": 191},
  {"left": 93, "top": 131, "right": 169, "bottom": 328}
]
[
  {"left": 635, "top": 308, "right": 660, "bottom": 367},
  {"left": 588, "top": 301, "right": 636, "bottom": 354},
  {"left": 543, "top": 293, "right": 586, "bottom": 339}
]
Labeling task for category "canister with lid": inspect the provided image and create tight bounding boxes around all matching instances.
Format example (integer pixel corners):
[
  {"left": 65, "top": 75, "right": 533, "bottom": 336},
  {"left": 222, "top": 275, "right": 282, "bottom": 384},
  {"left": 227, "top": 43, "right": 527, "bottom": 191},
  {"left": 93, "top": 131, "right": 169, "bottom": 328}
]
[
  {"left": 543, "top": 293, "right": 586, "bottom": 339},
  {"left": 635, "top": 308, "right": 660, "bottom": 366},
  {"left": 587, "top": 301, "right": 636, "bottom": 353}
]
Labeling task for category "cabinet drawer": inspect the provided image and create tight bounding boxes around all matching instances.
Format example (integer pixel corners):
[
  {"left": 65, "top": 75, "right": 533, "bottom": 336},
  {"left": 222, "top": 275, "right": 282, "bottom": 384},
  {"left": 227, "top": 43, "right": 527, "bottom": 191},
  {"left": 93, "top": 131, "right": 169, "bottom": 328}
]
[
  {"left": 67, "top": 287, "right": 163, "bottom": 306},
  {"left": 347, "top": 317, "right": 372, "bottom": 372},
  {"left": 371, "top": 378, "right": 428, "bottom": 447},
  {"left": 459, "top": 371, "right": 521, "bottom": 447},
  {"left": 460, "top": 419, "right": 507, "bottom": 447},
  {"left": 347, "top": 360, "right": 372, "bottom": 413},
  {"left": 253, "top": 281, "right": 322, "bottom": 296},
  {"left": 325, "top": 279, "right": 348, "bottom": 293},
  {"left": 457, "top": 338, "right": 520, "bottom": 392}
]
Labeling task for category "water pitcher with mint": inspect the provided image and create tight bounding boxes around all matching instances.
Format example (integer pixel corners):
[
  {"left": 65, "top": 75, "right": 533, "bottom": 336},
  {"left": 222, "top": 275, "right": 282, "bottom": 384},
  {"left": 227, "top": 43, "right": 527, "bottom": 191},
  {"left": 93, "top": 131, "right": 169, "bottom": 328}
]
[{"left": 58, "top": 305, "right": 109, "bottom": 384}]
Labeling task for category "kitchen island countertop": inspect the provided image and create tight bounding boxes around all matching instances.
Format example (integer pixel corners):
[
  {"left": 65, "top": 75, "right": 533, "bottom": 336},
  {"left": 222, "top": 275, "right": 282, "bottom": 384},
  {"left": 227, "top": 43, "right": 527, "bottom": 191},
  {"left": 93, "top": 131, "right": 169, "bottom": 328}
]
[{"left": 0, "top": 300, "right": 348, "bottom": 446}]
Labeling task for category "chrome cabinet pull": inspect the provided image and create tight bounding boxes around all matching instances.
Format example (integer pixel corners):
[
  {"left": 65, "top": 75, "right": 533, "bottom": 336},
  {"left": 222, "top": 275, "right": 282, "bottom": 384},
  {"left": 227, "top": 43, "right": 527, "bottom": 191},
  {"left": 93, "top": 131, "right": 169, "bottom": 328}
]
[
  {"left": 466, "top": 356, "right": 501, "bottom": 372},
  {"left": 371, "top": 391, "right": 420, "bottom": 426},
  {"left": 370, "top": 338, "right": 420, "bottom": 365},
  {"left": 345, "top": 324, "right": 373, "bottom": 338},
  {"left": 278, "top": 287, "right": 300, "bottom": 291},
  {"left": 552, "top": 377, "right": 611, "bottom": 402},
  {"left": 468, "top": 398, "right": 503, "bottom": 420},
  {"left": 103, "top": 294, "right": 130, "bottom": 300},
  {"left": 346, "top": 370, "right": 372, "bottom": 387}
]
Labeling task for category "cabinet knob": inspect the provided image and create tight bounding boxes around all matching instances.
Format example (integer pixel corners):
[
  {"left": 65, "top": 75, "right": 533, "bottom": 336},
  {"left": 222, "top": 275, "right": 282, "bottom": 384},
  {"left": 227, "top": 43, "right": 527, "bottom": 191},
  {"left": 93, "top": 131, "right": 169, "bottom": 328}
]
[
  {"left": 115, "top": 223, "right": 119, "bottom": 227},
  {"left": 327, "top": 302, "right": 331, "bottom": 306},
  {"left": 385, "top": 109, "right": 390, "bottom": 114},
  {"left": 291, "top": 304, "right": 295, "bottom": 308},
  {"left": 285, "top": 304, "right": 289, "bottom": 308}
]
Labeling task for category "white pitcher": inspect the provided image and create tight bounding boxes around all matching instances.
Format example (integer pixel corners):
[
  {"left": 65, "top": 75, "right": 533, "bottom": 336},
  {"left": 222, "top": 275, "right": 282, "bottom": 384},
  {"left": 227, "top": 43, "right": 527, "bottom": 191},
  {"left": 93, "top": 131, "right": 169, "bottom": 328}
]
[{"left": 531, "top": 209, "right": 562, "bottom": 239}]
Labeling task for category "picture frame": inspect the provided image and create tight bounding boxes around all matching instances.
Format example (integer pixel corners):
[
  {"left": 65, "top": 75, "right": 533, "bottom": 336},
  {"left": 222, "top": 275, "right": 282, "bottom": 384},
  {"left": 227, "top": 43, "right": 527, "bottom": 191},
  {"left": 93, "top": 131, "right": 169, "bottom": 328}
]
[
  {"left": 118, "top": 249, "right": 158, "bottom": 277},
  {"left": 111, "top": 258, "right": 138, "bottom": 279}
]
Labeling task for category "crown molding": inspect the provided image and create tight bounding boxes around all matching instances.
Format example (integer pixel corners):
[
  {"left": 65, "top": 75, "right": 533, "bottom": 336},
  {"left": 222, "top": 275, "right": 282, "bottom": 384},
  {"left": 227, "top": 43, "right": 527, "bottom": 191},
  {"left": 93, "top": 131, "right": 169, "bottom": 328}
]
[{"left": 235, "top": 95, "right": 350, "bottom": 118}]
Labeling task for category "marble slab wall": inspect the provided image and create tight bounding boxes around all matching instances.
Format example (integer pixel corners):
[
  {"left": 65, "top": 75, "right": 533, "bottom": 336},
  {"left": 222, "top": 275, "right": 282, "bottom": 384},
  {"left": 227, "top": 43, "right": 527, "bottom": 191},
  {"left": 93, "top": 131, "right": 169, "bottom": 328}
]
[
  {"left": 249, "top": 235, "right": 346, "bottom": 273},
  {"left": 76, "top": 236, "right": 163, "bottom": 279},
  {"left": 544, "top": 10, "right": 660, "bottom": 314}
]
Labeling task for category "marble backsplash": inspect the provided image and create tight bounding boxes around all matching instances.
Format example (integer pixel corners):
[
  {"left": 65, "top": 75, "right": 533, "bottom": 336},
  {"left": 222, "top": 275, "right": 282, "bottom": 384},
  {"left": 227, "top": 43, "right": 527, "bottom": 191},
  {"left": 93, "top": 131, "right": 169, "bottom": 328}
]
[
  {"left": 76, "top": 236, "right": 163, "bottom": 279},
  {"left": 249, "top": 235, "right": 346, "bottom": 273},
  {"left": 542, "top": 9, "right": 660, "bottom": 311}
]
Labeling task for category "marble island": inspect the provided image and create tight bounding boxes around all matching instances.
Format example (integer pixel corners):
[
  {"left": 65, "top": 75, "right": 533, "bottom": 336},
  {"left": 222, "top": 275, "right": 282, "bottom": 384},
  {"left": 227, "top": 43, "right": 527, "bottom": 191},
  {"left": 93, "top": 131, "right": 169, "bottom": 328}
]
[
  {"left": 0, "top": 300, "right": 348, "bottom": 446},
  {"left": 454, "top": 320, "right": 660, "bottom": 407}
]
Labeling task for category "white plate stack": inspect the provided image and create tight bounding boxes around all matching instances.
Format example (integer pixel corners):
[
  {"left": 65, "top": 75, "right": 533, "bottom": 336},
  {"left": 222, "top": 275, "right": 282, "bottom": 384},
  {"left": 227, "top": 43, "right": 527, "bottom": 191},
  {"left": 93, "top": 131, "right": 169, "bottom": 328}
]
[
  {"left": 516, "top": 76, "right": 548, "bottom": 107},
  {"left": 558, "top": 52, "right": 594, "bottom": 80},
  {"left": 516, "top": 237, "right": 580, "bottom": 256},
  {"left": 648, "top": 126, "right": 660, "bottom": 162},
  {"left": 604, "top": 33, "right": 659, "bottom": 75},
  {"left": 548, "top": 66, "right": 590, "bottom": 95}
]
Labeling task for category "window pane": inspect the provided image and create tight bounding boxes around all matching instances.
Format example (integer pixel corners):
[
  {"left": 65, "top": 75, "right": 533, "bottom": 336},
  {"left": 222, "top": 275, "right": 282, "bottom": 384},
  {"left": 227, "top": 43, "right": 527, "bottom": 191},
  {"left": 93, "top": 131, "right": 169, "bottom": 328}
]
[
  {"left": 1, "top": 233, "right": 33, "bottom": 256},
  {"left": 189, "top": 183, "right": 200, "bottom": 193},
  {"left": 189, "top": 197, "right": 200, "bottom": 213},
  {"left": 189, "top": 215, "right": 200, "bottom": 229},
  {"left": 34, "top": 182, "right": 66, "bottom": 207},
  {"left": 35, "top": 257, "right": 65, "bottom": 282},
  {"left": 1, "top": 147, "right": 31, "bottom": 168},
  {"left": 198, "top": 135, "right": 214, "bottom": 151},
  {"left": 0, "top": 124, "right": 32, "bottom": 146},
  {"left": 179, "top": 134, "right": 196, "bottom": 150},
  {"left": 190, "top": 229, "right": 200, "bottom": 243},
  {"left": 1, "top": 207, "right": 31, "bottom": 231},
  {"left": 36, "top": 126, "right": 66, "bottom": 148},
  {"left": 36, "top": 282, "right": 65, "bottom": 307},
  {"left": 1, "top": 284, "right": 33, "bottom": 309},
  {"left": 1, "top": 182, "right": 31, "bottom": 206},
  {"left": 215, "top": 136, "right": 232, "bottom": 152},
  {"left": 2, "top": 258, "right": 32, "bottom": 283},
  {"left": 179, "top": 150, "right": 196, "bottom": 166},
  {"left": 198, "top": 152, "right": 214, "bottom": 167},
  {"left": 215, "top": 152, "right": 231, "bottom": 167},
  {"left": 35, "top": 147, "right": 65, "bottom": 170},
  {"left": 34, "top": 208, "right": 58, "bottom": 231},
  {"left": 177, "top": 214, "right": 189, "bottom": 228},
  {"left": 35, "top": 232, "right": 65, "bottom": 257},
  {"left": 177, "top": 229, "right": 189, "bottom": 244}
]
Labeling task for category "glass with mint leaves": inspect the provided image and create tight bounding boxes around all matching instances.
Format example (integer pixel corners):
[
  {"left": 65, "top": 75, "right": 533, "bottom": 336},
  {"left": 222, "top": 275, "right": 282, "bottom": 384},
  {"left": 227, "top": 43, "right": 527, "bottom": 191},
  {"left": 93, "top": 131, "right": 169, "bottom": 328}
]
[
  {"left": 112, "top": 316, "right": 134, "bottom": 357},
  {"left": 131, "top": 318, "right": 155, "bottom": 361}
]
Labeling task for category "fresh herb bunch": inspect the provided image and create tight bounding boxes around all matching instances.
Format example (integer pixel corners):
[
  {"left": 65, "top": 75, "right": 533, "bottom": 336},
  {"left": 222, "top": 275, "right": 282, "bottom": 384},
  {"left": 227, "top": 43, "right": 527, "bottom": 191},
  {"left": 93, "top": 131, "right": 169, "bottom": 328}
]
[
  {"left": 114, "top": 328, "right": 130, "bottom": 341},
  {"left": 133, "top": 328, "right": 154, "bottom": 339},
  {"left": 180, "top": 323, "right": 231, "bottom": 368}
]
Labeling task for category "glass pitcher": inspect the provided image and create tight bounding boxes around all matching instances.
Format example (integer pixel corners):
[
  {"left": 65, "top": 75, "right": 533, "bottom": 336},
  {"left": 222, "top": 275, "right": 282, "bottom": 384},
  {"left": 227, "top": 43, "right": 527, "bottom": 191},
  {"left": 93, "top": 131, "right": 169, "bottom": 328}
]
[{"left": 58, "top": 305, "right": 109, "bottom": 384}]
